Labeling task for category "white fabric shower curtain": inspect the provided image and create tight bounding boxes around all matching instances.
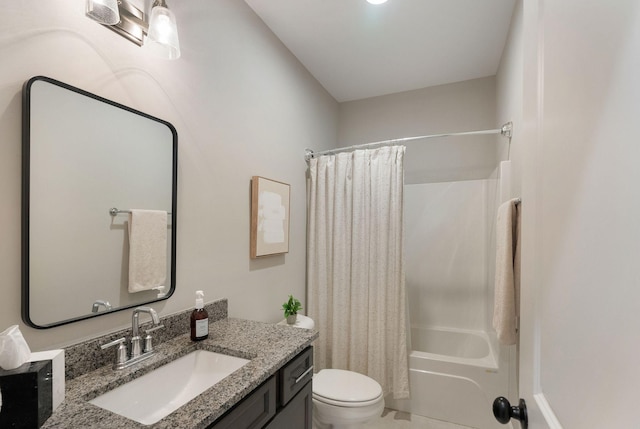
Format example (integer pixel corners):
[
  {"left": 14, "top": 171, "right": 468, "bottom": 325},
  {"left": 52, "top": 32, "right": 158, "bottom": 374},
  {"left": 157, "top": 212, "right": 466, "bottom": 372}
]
[{"left": 307, "top": 146, "right": 409, "bottom": 400}]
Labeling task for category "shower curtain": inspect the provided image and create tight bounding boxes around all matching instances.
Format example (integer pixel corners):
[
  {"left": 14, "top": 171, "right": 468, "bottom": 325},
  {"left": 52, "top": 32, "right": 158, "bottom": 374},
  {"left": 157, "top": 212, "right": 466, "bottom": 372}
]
[{"left": 307, "top": 146, "right": 409, "bottom": 400}]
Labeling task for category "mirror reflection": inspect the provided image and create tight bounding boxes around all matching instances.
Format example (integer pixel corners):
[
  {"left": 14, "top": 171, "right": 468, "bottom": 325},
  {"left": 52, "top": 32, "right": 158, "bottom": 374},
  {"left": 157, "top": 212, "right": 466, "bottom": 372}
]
[{"left": 22, "top": 76, "right": 177, "bottom": 328}]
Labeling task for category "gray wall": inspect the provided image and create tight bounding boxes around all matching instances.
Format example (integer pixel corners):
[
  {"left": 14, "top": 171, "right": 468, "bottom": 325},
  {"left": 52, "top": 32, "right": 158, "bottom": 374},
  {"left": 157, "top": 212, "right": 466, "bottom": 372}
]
[
  {"left": 0, "top": 0, "right": 338, "bottom": 350},
  {"left": 338, "top": 77, "right": 499, "bottom": 184}
]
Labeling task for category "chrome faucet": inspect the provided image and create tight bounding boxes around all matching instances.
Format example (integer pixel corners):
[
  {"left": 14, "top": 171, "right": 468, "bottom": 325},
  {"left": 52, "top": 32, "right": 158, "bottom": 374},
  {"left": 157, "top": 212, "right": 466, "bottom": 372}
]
[
  {"left": 91, "top": 300, "right": 112, "bottom": 313},
  {"left": 131, "top": 307, "right": 161, "bottom": 358},
  {"left": 101, "top": 306, "right": 164, "bottom": 370}
]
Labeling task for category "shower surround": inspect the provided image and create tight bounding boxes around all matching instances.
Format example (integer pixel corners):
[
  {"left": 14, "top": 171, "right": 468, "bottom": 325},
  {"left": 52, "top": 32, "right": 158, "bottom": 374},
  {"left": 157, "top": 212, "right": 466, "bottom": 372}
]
[{"left": 387, "top": 178, "right": 508, "bottom": 429}]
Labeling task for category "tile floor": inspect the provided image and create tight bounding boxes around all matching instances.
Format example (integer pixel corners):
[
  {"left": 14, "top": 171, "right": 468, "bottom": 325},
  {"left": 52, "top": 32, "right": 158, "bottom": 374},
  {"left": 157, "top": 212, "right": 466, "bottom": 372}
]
[{"left": 367, "top": 408, "right": 476, "bottom": 429}]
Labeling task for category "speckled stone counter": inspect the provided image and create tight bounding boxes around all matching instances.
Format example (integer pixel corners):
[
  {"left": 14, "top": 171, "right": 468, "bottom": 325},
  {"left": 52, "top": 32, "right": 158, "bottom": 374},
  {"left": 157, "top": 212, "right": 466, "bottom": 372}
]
[{"left": 41, "top": 316, "right": 317, "bottom": 429}]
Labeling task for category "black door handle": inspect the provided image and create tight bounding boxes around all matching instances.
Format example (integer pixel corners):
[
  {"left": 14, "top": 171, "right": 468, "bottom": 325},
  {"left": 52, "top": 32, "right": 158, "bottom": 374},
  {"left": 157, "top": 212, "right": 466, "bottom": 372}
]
[{"left": 493, "top": 397, "right": 528, "bottom": 429}]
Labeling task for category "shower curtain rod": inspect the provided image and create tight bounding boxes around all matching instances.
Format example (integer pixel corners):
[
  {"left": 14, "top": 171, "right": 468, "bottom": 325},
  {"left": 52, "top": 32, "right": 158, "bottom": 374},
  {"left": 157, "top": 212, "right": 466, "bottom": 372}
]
[{"left": 305, "top": 121, "right": 513, "bottom": 162}]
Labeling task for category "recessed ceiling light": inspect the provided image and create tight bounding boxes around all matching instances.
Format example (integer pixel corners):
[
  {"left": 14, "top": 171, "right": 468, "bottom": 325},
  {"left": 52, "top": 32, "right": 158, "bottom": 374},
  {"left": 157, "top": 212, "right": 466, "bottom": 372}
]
[{"left": 366, "top": 0, "right": 388, "bottom": 4}]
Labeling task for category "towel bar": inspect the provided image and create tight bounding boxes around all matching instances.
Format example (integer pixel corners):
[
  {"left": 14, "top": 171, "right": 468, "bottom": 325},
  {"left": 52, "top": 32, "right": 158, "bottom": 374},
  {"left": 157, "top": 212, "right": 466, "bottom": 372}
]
[{"left": 109, "top": 208, "right": 172, "bottom": 216}]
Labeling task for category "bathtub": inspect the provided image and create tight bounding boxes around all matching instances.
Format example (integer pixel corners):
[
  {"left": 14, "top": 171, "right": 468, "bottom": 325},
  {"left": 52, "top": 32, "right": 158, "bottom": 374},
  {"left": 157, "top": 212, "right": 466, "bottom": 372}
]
[{"left": 385, "top": 326, "right": 508, "bottom": 429}]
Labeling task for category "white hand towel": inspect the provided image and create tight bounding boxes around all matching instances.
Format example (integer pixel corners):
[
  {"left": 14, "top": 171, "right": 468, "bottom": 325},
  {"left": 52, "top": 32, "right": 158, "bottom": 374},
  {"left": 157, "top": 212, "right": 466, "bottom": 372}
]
[
  {"left": 128, "top": 210, "right": 167, "bottom": 293},
  {"left": 492, "top": 198, "right": 521, "bottom": 345}
]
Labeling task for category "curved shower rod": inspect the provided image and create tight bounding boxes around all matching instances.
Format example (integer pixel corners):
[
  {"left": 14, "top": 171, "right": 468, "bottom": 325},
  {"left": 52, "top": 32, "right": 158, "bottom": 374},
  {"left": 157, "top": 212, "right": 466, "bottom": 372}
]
[{"left": 305, "top": 121, "right": 513, "bottom": 161}]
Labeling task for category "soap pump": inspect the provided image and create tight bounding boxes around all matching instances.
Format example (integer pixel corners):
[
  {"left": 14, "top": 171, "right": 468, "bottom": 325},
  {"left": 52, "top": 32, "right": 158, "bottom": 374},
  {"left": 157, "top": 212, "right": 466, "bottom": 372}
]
[{"left": 190, "top": 290, "right": 209, "bottom": 341}]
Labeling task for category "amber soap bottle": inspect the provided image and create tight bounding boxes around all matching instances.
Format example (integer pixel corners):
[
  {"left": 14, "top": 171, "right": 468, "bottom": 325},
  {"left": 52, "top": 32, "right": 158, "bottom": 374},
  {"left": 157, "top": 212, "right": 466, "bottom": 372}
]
[{"left": 191, "top": 290, "right": 209, "bottom": 341}]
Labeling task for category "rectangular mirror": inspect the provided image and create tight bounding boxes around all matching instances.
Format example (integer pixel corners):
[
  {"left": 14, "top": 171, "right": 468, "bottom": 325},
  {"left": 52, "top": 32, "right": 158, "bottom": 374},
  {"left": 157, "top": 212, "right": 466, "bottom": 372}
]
[{"left": 22, "top": 76, "right": 178, "bottom": 329}]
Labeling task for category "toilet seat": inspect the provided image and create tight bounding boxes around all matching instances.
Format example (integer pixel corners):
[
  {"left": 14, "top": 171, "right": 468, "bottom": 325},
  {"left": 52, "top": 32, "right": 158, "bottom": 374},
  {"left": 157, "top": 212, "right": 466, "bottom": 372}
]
[
  {"left": 313, "top": 369, "right": 383, "bottom": 408},
  {"left": 313, "top": 391, "right": 383, "bottom": 408}
]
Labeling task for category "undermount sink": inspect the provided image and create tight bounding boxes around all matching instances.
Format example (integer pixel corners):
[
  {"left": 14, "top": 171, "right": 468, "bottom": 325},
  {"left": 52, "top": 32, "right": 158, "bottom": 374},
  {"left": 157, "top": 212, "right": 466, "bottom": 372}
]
[{"left": 89, "top": 350, "right": 250, "bottom": 425}]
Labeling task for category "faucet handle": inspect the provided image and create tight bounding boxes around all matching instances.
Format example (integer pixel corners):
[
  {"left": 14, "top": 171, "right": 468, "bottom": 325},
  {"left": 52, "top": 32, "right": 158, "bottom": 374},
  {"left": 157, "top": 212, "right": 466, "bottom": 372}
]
[
  {"left": 143, "top": 325, "right": 165, "bottom": 353},
  {"left": 101, "top": 337, "right": 127, "bottom": 367},
  {"left": 101, "top": 337, "right": 126, "bottom": 349}
]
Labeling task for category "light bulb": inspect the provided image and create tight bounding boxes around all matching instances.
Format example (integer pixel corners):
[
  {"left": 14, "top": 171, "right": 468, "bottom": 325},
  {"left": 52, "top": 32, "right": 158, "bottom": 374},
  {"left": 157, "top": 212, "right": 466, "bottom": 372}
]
[{"left": 146, "top": 4, "right": 181, "bottom": 59}]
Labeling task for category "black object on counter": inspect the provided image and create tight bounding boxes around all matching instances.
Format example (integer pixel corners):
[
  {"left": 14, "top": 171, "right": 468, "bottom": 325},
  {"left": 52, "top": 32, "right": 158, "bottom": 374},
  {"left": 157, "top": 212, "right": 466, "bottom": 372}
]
[{"left": 0, "top": 360, "right": 53, "bottom": 428}]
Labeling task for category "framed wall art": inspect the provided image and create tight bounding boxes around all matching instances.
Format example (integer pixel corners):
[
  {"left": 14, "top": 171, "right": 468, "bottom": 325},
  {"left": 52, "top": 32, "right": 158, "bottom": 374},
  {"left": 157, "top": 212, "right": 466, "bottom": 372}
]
[{"left": 250, "top": 176, "right": 290, "bottom": 258}]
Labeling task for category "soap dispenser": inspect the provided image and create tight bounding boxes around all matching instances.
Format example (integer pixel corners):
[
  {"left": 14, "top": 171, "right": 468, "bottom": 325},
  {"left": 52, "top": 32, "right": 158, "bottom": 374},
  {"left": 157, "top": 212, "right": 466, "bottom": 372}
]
[{"left": 190, "top": 291, "right": 209, "bottom": 341}]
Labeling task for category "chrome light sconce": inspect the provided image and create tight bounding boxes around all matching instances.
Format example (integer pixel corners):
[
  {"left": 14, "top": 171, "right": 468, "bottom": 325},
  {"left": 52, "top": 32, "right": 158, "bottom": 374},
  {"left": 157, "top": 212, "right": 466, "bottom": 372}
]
[{"left": 86, "top": 0, "right": 181, "bottom": 60}]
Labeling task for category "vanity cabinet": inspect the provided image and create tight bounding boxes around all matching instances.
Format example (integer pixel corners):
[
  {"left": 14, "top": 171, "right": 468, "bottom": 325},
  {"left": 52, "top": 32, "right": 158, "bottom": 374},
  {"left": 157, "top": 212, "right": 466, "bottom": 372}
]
[
  {"left": 265, "top": 381, "right": 312, "bottom": 429},
  {"left": 267, "top": 346, "right": 313, "bottom": 429},
  {"left": 209, "top": 347, "right": 313, "bottom": 429},
  {"left": 209, "top": 376, "right": 277, "bottom": 429}
]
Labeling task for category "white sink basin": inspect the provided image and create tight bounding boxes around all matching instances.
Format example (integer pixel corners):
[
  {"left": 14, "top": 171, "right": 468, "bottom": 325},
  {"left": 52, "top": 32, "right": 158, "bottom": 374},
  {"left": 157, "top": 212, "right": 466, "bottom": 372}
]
[{"left": 89, "top": 350, "right": 250, "bottom": 425}]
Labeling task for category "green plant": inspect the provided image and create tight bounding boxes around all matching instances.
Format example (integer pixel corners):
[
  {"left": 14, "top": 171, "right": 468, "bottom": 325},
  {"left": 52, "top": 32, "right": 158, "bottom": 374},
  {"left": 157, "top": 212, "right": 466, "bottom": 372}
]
[{"left": 282, "top": 295, "right": 302, "bottom": 318}]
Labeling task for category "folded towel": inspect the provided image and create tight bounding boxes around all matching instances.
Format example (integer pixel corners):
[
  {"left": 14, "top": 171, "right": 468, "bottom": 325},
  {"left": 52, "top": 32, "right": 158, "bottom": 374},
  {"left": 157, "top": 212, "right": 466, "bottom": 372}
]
[
  {"left": 492, "top": 198, "right": 521, "bottom": 345},
  {"left": 128, "top": 210, "right": 167, "bottom": 293}
]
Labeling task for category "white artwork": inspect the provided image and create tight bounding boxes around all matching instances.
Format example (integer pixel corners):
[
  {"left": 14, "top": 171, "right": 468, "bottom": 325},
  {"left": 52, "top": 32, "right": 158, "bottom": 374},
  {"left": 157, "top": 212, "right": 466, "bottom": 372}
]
[
  {"left": 251, "top": 177, "right": 290, "bottom": 258},
  {"left": 258, "top": 191, "right": 286, "bottom": 244}
]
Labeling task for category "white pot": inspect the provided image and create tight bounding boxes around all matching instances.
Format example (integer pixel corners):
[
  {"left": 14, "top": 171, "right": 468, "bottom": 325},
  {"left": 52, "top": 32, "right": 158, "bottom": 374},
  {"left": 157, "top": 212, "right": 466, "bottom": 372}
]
[{"left": 286, "top": 314, "right": 297, "bottom": 325}]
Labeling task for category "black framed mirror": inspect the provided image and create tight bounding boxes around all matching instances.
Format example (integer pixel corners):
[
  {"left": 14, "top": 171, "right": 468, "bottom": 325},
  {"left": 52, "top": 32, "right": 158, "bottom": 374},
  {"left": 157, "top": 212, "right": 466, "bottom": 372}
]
[{"left": 22, "top": 76, "right": 178, "bottom": 328}]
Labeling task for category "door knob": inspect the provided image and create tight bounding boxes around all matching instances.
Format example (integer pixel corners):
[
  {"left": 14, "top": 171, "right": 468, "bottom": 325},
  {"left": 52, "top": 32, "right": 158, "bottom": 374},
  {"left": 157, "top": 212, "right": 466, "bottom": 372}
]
[{"left": 493, "top": 396, "right": 528, "bottom": 429}]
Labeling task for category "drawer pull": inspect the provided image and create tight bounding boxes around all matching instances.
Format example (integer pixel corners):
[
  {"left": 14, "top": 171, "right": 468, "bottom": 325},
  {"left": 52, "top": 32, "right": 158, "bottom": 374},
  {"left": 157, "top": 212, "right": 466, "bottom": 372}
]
[{"left": 294, "top": 365, "right": 314, "bottom": 384}]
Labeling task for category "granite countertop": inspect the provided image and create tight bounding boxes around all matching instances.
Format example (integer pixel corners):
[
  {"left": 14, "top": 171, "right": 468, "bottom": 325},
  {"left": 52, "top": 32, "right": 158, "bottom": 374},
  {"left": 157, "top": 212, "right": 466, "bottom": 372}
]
[{"left": 41, "top": 318, "right": 318, "bottom": 429}]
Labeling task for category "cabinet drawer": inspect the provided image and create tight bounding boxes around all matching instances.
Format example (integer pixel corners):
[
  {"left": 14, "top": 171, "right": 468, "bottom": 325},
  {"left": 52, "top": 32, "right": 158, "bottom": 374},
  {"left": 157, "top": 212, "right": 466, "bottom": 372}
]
[
  {"left": 210, "top": 376, "right": 276, "bottom": 429},
  {"left": 279, "top": 346, "right": 313, "bottom": 406}
]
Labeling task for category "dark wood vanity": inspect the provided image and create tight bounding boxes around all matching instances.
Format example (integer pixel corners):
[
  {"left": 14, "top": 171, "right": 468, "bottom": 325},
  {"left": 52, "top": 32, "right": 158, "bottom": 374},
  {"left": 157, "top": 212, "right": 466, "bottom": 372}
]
[
  {"left": 209, "top": 346, "right": 313, "bottom": 429},
  {"left": 41, "top": 312, "right": 317, "bottom": 429}
]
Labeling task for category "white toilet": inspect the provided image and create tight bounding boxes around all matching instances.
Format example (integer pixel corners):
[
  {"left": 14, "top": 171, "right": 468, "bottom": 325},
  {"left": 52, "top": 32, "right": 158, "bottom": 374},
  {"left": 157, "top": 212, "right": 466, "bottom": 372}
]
[{"left": 280, "top": 315, "right": 385, "bottom": 428}]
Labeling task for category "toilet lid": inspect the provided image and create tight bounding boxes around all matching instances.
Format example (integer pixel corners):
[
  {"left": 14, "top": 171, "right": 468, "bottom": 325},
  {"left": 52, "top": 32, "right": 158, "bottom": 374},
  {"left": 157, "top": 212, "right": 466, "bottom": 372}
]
[{"left": 313, "top": 369, "right": 383, "bottom": 403}]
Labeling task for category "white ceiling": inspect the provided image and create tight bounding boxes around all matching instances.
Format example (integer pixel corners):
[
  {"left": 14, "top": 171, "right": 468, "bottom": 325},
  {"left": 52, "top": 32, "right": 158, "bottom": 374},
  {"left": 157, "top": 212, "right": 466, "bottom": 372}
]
[{"left": 244, "top": 0, "right": 516, "bottom": 102}]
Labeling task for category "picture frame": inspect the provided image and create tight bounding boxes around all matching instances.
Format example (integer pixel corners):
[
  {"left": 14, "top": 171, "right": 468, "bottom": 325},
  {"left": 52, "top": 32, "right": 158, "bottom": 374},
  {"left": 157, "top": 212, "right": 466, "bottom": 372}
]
[{"left": 250, "top": 176, "right": 290, "bottom": 258}]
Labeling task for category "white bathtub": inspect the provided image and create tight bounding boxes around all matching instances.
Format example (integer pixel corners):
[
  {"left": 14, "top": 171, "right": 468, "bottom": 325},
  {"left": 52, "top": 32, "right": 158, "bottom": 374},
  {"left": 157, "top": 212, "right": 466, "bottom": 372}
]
[{"left": 386, "top": 326, "right": 508, "bottom": 429}]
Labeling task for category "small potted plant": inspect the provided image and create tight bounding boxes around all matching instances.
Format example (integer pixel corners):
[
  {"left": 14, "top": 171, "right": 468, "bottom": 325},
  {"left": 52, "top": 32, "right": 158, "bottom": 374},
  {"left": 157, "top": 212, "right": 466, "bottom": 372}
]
[{"left": 282, "top": 294, "right": 302, "bottom": 325}]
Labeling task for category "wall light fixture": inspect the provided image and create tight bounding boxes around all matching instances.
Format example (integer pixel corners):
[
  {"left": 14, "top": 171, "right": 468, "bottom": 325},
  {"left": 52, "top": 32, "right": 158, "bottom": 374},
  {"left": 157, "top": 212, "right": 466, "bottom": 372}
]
[
  {"left": 86, "top": 0, "right": 181, "bottom": 60},
  {"left": 86, "top": 0, "right": 120, "bottom": 25}
]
